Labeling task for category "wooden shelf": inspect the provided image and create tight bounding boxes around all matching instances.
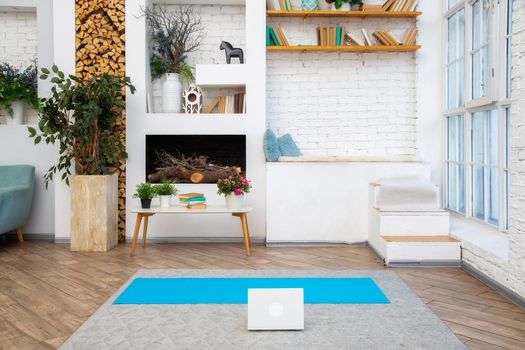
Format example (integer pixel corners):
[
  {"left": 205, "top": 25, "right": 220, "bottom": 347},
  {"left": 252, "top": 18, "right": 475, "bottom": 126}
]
[
  {"left": 266, "top": 10, "right": 421, "bottom": 18},
  {"left": 266, "top": 45, "right": 421, "bottom": 53}
]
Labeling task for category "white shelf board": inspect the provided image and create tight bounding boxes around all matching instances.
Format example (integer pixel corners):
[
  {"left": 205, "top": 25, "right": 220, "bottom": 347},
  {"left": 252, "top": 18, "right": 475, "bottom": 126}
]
[
  {"left": 195, "top": 64, "right": 247, "bottom": 88},
  {"left": 151, "top": 0, "right": 245, "bottom": 6},
  {"left": 147, "top": 113, "right": 246, "bottom": 118},
  {"left": 143, "top": 112, "right": 249, "bottom": 134}
]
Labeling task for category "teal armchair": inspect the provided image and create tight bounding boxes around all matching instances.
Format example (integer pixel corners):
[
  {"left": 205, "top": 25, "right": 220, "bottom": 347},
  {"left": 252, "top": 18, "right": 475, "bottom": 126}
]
[{"left": 0, "top": 165, "right": 35, "bottom": 241}]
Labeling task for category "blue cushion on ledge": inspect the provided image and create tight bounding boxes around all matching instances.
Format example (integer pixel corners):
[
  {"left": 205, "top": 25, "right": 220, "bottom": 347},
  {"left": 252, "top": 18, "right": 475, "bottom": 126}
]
[
  {"left": 278, "top": 133, "right": 302, "bottom": 157},
  {"left": 263, "top": 129, "right": 280, "bottom": 162}
]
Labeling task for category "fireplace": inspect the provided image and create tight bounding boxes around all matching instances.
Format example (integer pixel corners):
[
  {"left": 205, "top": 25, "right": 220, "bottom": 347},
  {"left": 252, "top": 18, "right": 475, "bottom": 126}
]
[{"left": 145, "top": 135, "right": 246, "bottom": 184}]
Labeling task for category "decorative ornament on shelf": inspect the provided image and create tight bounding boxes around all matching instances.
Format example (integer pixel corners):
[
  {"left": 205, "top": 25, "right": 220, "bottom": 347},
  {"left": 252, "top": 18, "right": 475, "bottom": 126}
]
[
  {"left": 290, "top": 0, "right": 303, "bottom": 10},
  {"left": 220, "top": 41, "right": 244, "bottom": 64},
  {"left": 301, "top": 0, "right": 318, "bottom": 10},
  {"left": 141, "top": 5, "right": 203, "bottom": 113},
  {"left": 217, "top": 174, "right": 252, "bottom": 209},
  {"left": 326, "top": 0, "right": 362, "bottom": 10},
  {"left": 183, "top": 83, "right": 203, "bottom": 114}
]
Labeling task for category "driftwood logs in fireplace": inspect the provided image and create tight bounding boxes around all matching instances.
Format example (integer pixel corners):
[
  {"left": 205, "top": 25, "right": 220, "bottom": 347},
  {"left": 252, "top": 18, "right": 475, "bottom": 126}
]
[{"left": 148, "top": 150, "right": 241, "bottom": 183}]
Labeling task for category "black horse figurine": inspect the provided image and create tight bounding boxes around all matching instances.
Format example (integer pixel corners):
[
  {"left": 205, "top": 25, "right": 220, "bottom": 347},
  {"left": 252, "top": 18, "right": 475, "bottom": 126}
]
[{"left": 220, "top": 41, "right": 244, "bottom": 64}]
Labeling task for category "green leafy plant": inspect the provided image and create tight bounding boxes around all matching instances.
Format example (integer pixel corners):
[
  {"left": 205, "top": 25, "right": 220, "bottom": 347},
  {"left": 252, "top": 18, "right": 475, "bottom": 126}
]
[
  {"left": 325, "top": 0, "right": 362, "bottom": 9},
  {"left": 0, "top": 63, "right": 39, "bottom": 116},
  {"left": 154, "top": 179, "right": 177, "bottom": 196},
  {"left": 28, "top": 65, "right": 136, "bottom": 187},
  {"left": 217, "top": 174, "right": 251, "bottom": 196},
  {"left": 133, "top": 182, "right": 157, "bottom": 200},
  {"left": 141, "top": 5, "right": 203, "bottom": 81}
]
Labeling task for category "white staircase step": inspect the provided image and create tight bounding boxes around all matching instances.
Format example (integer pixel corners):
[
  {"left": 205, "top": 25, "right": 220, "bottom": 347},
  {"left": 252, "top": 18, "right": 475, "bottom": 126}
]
[
  {"left": 374, "top": 236, "right": 461, "bottom": 266},
  {"left": 377, "top": 210, "right": 450, "bottom": 236}
]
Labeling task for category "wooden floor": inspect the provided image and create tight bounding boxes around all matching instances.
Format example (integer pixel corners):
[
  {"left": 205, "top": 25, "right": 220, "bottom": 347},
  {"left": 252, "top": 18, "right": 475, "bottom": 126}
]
[{"left": 0, "top": 241, "right": 524, "bottom": 349}]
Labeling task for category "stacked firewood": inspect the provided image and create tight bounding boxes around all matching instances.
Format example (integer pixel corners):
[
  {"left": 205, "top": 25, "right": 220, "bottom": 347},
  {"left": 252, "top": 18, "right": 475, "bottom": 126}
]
[{"left": 75, "top": 0, "right": 127, "bottom": 241}]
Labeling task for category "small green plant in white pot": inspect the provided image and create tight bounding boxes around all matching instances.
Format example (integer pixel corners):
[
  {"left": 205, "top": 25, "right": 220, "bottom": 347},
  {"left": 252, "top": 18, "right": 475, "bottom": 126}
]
[
  {"left": 133, "top": 182, "right": 156, "bottom": 209},
  {"left": 217, "top": 174, "right": 251, "bottom": 209},
  {"left": 155, "top": 179, "right": 177, "bottom": 209}
]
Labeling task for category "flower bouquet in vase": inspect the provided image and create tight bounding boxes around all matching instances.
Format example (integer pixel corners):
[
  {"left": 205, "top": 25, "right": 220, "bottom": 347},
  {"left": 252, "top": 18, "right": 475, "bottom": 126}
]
[{"left": 217, "top": 174, "right": 251, "bottom": 209}]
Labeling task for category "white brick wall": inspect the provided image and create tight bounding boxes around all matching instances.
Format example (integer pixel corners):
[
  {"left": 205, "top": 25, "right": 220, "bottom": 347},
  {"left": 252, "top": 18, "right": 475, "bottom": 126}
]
[
  {"left": 0, "top": 9, "right": 38, "bottom": 124},
  {"left": 461, "top": 0, "right": 525, "bottom": 298},
  {"left": 151, "top": 5, "right": 246, "bottom": 113},
  {"left": 266, "top": 18, "right": 417, "bottom": 157}
]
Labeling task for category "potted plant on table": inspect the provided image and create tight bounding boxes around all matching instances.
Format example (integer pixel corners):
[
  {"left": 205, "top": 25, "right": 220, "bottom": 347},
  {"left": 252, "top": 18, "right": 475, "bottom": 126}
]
[
  {"left": 0, "top": 63, "right": 39, "bottom": 125},
  {"left": 133, "top": 182, "right": 156, "bottom": 209},
  {"left": 217, "top": 174, "right": 251, "bottom": 209},
  {"left": 155, "top": 179, "right": 177, "bottom": 209},
  {"left": 141, "top": 5, "right": 203, "bottom": 113},
  {"left": 28, "top": 65, "right": 135, "bottom": 252}
]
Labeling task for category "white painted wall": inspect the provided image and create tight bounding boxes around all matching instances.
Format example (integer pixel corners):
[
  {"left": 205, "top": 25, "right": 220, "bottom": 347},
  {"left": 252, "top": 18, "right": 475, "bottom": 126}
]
[
  {"left": 126, "top": 0, "right": 267, "bottom": 241},
  {"left": 267, "top": 162, "right": 431, "bottom": 243},
  {"left": 51, "top": 0, "right": 75, "bottom": 241}
]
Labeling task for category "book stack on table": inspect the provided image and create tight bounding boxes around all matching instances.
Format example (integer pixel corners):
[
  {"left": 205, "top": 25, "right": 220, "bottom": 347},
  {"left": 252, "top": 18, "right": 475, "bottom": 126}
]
[{"left": 179, "top": 193, "right": 206, "bottom": 209}]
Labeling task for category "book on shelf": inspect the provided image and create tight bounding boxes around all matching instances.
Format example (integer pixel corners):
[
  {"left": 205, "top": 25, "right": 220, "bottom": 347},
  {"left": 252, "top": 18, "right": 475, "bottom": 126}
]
[
  {"left": 267, "top": 27, "right": 289, "bottom": 46},
  {"left": 402, "top": 27, "right": 418, "bottom": 45},
  {"left": 317, "top": 26, "right": 345, "bottom": 46},
  {"left": 361, "top": 28, "right": 372, "bottom": 46},
  {"left": 206, "top": 93, "right": 246, "bottom": 114},
  {"left": 345, "top": 31, "right": 365, "bottom": 46},
  {"left": 266, "top": 0, "right": 280, "bottom": 10},
  {"left": 362, "top": 4, "right": 385, "bottom": 11},
  {"left": 383, "top": 0, "right": 418, "bottom": 12}
]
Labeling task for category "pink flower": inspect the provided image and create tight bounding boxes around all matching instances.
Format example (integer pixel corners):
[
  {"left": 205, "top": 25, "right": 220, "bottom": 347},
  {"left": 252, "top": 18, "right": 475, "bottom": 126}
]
[{"left": 234, "top": 188, "right": 242, "bottom": 196}]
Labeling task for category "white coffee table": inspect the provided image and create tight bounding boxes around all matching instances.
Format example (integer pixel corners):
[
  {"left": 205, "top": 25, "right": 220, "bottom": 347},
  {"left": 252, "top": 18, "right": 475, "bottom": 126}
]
[{"left": 129, "top": 206, "right": 253, "bottom": 256}]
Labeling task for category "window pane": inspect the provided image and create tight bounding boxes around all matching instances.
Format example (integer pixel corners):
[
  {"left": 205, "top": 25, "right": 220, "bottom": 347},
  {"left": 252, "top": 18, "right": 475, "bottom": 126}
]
[
  {"left": 488, "top": 167, "right": 499, "bottom": 226},
  {"left": 505, "top": 170, "right": 509, "bottom": 229},
  {"left": 473, "top": 0, "right": 481, "bottom": 47},
  {"left": 459, "top": 164, "right": 465, "bottom": 213},
  {"left": 458, "top": 114, "right": 465, "bottom": 161},
  {"left": 472, "top": 50, "right": 481, "bottom": 99},
  {"left": 507, "top": 0, "right": 513, "bottom": 98},
  {"left": 449, "top": 0, "right": 460, "bottom": 9},
  {"left": 448, "top": 64, "right": 458, "bottom": 109},
  {"left": 506, "top": 108, "right": 511, "bottom": 168},
  {"left": 472, "top": 165, "right": 485, "bottom": 219},
  {"left": 448, "top": 163, "right": 458, "bottom": 210},
  {"left": 488, "top": 110, "right": 498, "bottom": 165},
  {"left": 448, "top": 117, "right": 457, "bottom": 161},
  {"left": 472, "top": 112, "right": 485, "bottom": 164},
  {"left": 458, "top": 58, "right": 465, "bottom": 107},
  {"left": 482, "top": 0, "right": 490, "bottom": 45},
  {"left": 482, "top": 45, "right": 490, "bottom": 97},
  {"left": 448, "top": 14, "right": 457, "bottom": 63}
]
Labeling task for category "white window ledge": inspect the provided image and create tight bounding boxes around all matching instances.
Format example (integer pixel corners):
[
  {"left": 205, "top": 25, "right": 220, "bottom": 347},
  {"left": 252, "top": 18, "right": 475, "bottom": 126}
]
[{"left": 450, "top": 214, "right": 508, "bottom": 261}]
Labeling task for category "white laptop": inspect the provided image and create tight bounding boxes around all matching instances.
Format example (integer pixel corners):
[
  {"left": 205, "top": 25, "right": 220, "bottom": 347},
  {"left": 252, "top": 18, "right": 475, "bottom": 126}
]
[{"left": 247, "top": 288, "right": 304, "bottom": 331}]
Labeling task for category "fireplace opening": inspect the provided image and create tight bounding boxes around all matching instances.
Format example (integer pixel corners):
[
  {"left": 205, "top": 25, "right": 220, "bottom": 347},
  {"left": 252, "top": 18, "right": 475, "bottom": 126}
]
[{"left": 145, "top": 135, "right": 246, "bottom": 184}]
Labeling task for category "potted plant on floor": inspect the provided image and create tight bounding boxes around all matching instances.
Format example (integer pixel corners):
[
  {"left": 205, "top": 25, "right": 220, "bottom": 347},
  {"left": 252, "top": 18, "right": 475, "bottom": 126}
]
[
  {"left": 0, "top": 63, "right": 39, "bottom": 125},
  {"left": 133, "top": 182, "right": 156, "bottom": 209},
  {"left": 28, "top": 65, "right": 135, "bottom": 252},
  {"left": 141, "top": 5, "right": 203, "bottom": 113},
  {"left": 217, "top": 174, "right": 251, "bottom": 209},
  {"left": 155, "top": 179, "right": 177, "bottom": 209}
]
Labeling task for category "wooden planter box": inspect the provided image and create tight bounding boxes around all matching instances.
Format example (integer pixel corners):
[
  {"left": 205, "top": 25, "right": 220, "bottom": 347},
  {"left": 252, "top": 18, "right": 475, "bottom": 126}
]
[{"left": 70, "top": 174, "right": 118, "bottom": 252}]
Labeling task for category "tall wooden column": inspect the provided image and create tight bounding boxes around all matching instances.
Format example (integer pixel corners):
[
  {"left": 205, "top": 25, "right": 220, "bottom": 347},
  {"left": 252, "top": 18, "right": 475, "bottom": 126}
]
[{"left": 75, "top": 0, "right": 127, "bottom": 241}]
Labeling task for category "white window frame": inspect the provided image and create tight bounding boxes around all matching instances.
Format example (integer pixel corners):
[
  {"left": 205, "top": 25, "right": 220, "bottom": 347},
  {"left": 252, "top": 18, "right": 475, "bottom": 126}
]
[{"left": 443, "top": 0, "right": 511, "bottom": 232}]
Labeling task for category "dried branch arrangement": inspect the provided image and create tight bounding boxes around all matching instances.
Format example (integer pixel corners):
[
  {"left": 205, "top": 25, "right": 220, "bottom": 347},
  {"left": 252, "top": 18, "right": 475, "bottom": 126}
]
[{"left": 148, "top": 150, "right": 241, "bottom": 184}]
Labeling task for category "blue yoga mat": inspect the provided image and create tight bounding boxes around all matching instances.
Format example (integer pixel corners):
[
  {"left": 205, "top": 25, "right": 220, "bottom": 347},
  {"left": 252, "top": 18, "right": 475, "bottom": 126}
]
[{"left": 113, "top": 277, "right": 390, "bottom": 304}]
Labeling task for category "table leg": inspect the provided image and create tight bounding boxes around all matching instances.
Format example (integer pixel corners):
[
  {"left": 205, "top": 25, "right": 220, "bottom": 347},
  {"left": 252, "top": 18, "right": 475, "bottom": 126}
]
[
  {"left": 233, "top": 213, "right": 251, "bottom": 256},
  {"left": 15, "top": 228, "right": 24, "bottom": 243},
  {"left": 142, "top": 215, "right": 150, "bottom": 248},
  {"left": 130, "top": 214, "right": 143, "bottom": 256}
]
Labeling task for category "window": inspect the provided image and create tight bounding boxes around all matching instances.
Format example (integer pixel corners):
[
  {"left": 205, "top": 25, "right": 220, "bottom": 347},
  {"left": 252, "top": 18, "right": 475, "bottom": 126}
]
[{"left": 444, "top": 0, "right": 511, "bottom": 231}]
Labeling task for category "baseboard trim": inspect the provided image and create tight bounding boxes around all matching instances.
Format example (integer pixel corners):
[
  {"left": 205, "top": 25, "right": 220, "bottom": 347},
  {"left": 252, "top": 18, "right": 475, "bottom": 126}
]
[
  {"left": 462, "top": 261, "right": 525, "bottom": 309},
  {"left": 387, "top": 260, "right": 462, "bottom": 267},
  {"left": 265, "top": 240, "right": 367, "bottom": 247},
  {"left": 125, "top": 236, "right": 267, "bottom": 244},
  {"left": 2, "top": 232, "right": 54, "bottom": 241}
]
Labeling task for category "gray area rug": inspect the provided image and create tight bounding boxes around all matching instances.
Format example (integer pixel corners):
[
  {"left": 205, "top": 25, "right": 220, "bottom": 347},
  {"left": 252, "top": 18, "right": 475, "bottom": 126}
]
[{"left": 60, "top": 270, "right": 467, "bottom": 350}]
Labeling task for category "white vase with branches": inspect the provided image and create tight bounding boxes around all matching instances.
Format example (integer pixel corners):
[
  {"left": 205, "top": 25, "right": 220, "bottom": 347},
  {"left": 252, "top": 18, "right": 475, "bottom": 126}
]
[{"left": 141, "top": 5, "right": 204, "bottom": 113}]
